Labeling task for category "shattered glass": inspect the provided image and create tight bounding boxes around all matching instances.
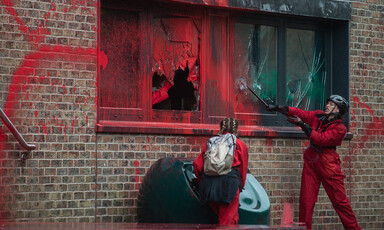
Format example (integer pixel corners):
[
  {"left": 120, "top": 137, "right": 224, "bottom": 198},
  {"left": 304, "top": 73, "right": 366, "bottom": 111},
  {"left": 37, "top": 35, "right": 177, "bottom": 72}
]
[
  {"left": 286, "top": 28, "right": 326, "bottom": 110},
  {"left": 234, "top": 23, "right": 277, "bottom": 114},
  {"left": 151, "top": 17, "right": 201, "bottom": 111},
  {"left": 234, "top": 24, "right": 326, "bottom": 115}
]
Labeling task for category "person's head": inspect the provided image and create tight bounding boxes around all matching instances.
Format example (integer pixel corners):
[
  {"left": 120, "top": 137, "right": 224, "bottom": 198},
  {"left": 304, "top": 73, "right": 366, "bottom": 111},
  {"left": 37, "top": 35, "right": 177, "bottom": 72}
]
[
  {"left": 325, "top": 95, "right": 349, "bottom": 119},
  {"left": 218, "top": 117, "right": 239, "bottom": 136}
]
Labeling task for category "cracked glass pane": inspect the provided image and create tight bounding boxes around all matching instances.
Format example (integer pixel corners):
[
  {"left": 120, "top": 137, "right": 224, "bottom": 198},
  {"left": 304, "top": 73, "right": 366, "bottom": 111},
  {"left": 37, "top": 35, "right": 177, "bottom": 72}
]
[
  {"left": 152, "top": 17, "right": 201, "bottom": 111},
  {"left": 286, "top": 28, "right": 326, "bottom": 110},
  {"left": 234, "top": 23, "right": 277, "bottom": 114}
]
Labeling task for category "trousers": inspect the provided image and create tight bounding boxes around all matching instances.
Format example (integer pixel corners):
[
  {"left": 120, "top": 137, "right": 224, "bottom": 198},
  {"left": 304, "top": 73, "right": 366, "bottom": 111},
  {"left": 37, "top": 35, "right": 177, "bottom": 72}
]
[
  {"left": 299, "top": 148, "right": 360, "bottom": 230},
  {"left": 209, "top": 189, "right": 240, "bottom": 225}
]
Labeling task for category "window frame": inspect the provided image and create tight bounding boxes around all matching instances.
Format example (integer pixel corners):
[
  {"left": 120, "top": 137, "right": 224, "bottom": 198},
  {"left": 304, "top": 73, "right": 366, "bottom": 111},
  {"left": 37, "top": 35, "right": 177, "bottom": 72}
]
[{"left": 96, "top": 1, "right": 351, "bottom": 138}]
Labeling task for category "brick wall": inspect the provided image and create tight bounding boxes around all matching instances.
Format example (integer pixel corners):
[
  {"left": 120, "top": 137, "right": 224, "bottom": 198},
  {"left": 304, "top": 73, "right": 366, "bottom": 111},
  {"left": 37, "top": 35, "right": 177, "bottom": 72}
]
[
  {"left": 348, "top": 0, "right": 384, "bottom": 229},
  {"left": 0, "top": 0, "right": 98, "bottom": 222},
  {"left": 0, "top": 0, "right": 383, "bottom": 229}
]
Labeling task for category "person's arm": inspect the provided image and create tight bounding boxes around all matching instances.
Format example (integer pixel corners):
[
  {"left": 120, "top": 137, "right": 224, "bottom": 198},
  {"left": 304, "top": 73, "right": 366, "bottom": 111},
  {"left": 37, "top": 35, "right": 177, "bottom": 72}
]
[
  {"left": 287, "top": 116, "right": 313, "bottom": 137},
  {"left": 286, "top": 107, "right": 320, "bottom": 126},
  {"left": 236, "top": 140, "right": 249, "bottom": 189},
  {"left": 288, "top": 117, "right": 346, "bottom": 146},
  {"left": 193, "top": 146, "right": 206, "bottom": 183},
  {"left": 309, "top": 124, "right": 346, "bottom": 146},
  {"left": 267, "top": 105, "right": 320, "bottom": 126},
  {"left": 152, "top": 78, "right": 173, "bottom": 105}
]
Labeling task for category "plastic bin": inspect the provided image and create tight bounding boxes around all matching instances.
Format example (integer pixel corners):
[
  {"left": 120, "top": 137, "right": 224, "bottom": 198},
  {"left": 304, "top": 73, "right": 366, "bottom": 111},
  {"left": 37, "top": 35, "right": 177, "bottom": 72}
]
[{"left": 137, "top": 157, "right": 270, "bottom": 225}]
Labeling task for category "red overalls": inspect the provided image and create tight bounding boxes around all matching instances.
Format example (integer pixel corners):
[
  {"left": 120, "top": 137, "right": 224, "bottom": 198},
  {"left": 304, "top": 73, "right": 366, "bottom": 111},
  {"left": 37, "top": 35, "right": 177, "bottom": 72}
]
[
  {"left": 152, "top": 80, "right": 172, "bottom": 105},
  {"left": 288, "top": 107, "right": 360, "bottom": 230},
  {"left": 193, "top": 137, "right": 249, "bottom": 225}
]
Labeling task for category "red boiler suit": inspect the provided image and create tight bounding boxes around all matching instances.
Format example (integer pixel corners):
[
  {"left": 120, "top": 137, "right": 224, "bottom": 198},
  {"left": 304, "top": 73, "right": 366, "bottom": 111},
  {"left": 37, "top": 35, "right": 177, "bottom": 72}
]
[
  {"left": 152, "top": 80, "right": 172, "bottom": 105},
  {"left": 288, "top": 107, "right": 360, "bottom": 230},
  {"left": 193, "top": 137, "right": 249, "bottom": 225}
]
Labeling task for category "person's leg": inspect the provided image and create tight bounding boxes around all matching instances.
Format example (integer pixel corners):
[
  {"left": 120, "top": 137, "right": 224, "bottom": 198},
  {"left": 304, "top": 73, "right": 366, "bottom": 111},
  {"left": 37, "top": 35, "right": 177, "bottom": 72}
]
[
  {"left": 209, "top": 189, "right": 240, "bottom": 225},
  {"left": 299, "top": 162, "right": 321, "bottom": 230},
  {"left": 322, "top": 174, "right": 360, "bottom": 230},
  {"left": 219, "top": 189, "right": 240, "bottom": 225}
]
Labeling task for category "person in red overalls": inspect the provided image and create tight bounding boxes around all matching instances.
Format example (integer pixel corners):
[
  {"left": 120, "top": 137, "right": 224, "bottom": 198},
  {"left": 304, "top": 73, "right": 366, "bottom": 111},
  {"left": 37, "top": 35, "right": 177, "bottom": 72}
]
[
  {"left": 152, "top": 72, "right": 173, "bottom": 105},
  {"left": 267, "top": 95, "right": 360, "bottom": 230},
  {"left": 193, "top": 117, "right": 249, "bottom": 225}
]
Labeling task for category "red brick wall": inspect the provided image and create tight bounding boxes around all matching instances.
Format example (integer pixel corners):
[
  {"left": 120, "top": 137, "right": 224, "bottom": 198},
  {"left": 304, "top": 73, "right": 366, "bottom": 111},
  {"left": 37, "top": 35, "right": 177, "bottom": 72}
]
[{"left": 0, "top": 0, "right": 383, "bottom": 229}]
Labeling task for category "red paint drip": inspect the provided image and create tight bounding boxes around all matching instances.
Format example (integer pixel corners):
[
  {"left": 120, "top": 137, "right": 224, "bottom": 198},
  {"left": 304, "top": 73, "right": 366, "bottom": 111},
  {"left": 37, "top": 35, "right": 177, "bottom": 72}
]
[
  {"left": 0, "top": 0, "right": 96, "bottom": 220},
  {"left": 280, "top": 202, "right": 294, "bottom": 227},
  {"left": 99, "top": 50, "right": 108, "bottom": 71},
  {"left": 134, "top": 160, "right": 140, "bottom": 190}
]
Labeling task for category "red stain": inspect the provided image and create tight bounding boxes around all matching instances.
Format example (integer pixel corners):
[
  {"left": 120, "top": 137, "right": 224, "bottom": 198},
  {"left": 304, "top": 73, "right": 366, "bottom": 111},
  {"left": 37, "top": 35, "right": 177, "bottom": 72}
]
[
  {"left": 71, "top": 117, "right": 78, "bottom": 131},
  {"left": 1, "top": 0, "right": 50, "bottom": 44},
  {"left": 351, "top": 97, "right": 384, "bottom": 149},
  {"left": 0, "top": 0, "right": 97, "bottom": 220},
  {"left": 99, "top": 50, "right": 108, "bottom": 71},
  {"left": 280, "top": 202, "right": 294, "bottom": 227},
  {"left": 345, "top": 96, "right": 384, "bottom": 193},
  {"left": 134, "top": 160, "right": 140, "bottom": 190}
]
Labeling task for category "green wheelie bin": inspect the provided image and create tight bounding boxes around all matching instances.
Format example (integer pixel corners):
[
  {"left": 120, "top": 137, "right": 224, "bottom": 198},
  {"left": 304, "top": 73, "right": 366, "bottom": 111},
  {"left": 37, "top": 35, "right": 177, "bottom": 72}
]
[{"left": 137, "top": 157, "right": 270, "bottom": 225}]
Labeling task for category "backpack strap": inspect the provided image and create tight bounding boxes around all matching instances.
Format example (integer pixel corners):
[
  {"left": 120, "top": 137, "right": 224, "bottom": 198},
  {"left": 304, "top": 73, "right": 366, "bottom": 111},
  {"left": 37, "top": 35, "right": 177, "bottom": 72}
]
[{"left": 230, "top": 134, "right": 237, "bottom": 150}]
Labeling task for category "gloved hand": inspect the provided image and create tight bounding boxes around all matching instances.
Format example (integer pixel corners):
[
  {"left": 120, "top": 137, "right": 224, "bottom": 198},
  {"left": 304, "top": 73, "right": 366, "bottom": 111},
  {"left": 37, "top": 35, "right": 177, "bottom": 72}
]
[
  {"left": 287, "top": 116, "right": 312, "bottom": 137},
  {"left": 266, "top": 104, "right": 279, "bottom": 112},
  {"left": 266, "top": 104, "right": 289, "bottom": 115},
  {"left": 287, "top": 115, "right": 303, "bottom": 126}
]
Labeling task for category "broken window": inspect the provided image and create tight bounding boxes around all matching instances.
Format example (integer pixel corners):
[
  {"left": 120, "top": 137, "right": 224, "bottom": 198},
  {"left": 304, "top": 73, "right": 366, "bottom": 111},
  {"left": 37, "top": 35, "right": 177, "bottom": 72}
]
[
  {"left": 97, "top": 0, "right": 349, "bottom": 135},
  {"left": 286, "top": 29, "right": 326, "bottom": 111},
  {"left": 234, "top": 24, "right": 277, "bottom": 116},
  {"left": 151, "top": 16, "right": 201, "bottom": 111},
  {"left": 233, "top": 19, "right": 329, "bottom": 126}
]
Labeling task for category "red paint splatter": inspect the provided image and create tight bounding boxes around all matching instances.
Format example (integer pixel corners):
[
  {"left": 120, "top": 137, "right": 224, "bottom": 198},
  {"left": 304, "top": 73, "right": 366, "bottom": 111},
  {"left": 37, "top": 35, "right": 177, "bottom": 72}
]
[
  {"left": 0, "top": 0, "right": 97, "bottom": 220},
  {"left": 99, "top": 50, "right": 108, "bottom": 71},
  {"left": 1, "top": 0, "right": 51, "bottom": 46},
  {"left": 352, "top": 97, "right": 384, "bottom": 149},
  {"left": 134, "top": 160, "right": 140, "bottom": 190}
]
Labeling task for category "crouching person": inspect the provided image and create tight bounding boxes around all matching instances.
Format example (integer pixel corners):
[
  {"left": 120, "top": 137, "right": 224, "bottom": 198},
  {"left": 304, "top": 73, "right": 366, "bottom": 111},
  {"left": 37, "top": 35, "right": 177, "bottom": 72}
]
[{"left": 193, "top": 117, "right": 249, "bottom": 225}]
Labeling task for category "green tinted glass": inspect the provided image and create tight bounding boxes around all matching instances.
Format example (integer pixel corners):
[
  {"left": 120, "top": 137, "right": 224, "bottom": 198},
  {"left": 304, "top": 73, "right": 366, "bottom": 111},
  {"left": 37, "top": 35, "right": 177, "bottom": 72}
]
[
  {"left": 234, "top": 24, "right": 277, "bottom": 114},
  {"left": 286, "top": 28, "right": 326, "bottom": 110}
]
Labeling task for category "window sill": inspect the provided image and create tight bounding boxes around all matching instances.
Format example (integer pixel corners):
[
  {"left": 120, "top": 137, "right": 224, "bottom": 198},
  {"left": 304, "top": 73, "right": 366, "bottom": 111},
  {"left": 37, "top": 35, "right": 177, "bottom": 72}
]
[{"left": 96, "top": 120, "right": 353, "bottom": 140}]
